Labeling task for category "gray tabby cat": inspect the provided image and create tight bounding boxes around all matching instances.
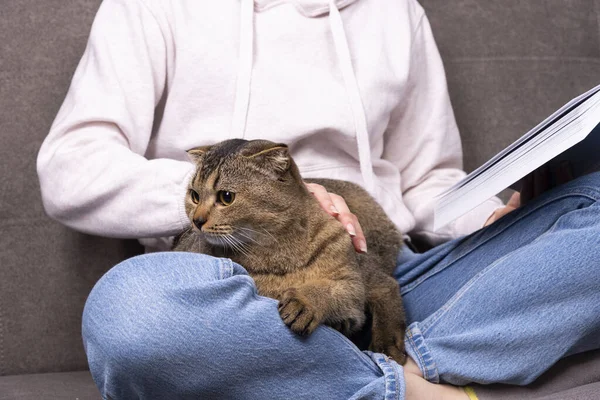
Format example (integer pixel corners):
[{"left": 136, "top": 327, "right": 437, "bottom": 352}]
[{"left": 173, "top": 139, "right": 406, "bottom": 362}]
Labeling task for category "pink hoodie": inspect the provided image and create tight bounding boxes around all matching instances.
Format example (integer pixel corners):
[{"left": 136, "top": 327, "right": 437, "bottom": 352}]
[{"left": 37, "top": 0, "right": 502, "bottom": 251}]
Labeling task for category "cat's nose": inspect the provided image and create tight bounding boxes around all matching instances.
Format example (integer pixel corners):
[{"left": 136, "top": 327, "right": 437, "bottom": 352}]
[{"left": 193, "top": 218, "right": 206, "bottom": 230}]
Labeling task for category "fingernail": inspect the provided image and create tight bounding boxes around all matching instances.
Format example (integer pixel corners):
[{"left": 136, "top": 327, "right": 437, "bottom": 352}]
[
  {"left": 330, "top": 205, "right": 339, "bottom": 215},
  {"left": 359, "top": 240, "right": 368, "bottom": 253},
  {"left": 347, "top": 223, "right": 356, "bottom": 236}
]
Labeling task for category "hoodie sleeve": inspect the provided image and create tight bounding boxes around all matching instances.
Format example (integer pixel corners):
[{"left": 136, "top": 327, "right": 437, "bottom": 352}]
[
  {"left": 37, "top": 0, "right": 194, "bottom": 239},
  {"left": 382, "top": 9, "right": 503, "bottom": 246}
]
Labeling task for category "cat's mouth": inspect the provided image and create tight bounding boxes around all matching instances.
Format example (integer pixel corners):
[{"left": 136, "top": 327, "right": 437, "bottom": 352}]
[
  {"left": 202, "top": 232, "right": 230, "bottom": 246},
  {"left": 199, "top": 231, "right": 243, "bottom": 246},
  {"left": 200, "top": 228, "right": 261, "bottom": 249}
]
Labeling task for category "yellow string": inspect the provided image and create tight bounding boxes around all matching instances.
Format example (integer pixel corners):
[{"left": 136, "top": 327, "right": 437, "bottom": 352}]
[{"left": 463, "top": 386, "right": 479, "bottom": 400}]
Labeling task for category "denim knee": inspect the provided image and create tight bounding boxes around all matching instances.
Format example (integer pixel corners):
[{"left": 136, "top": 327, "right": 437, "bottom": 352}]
[
  {"left": 82, "top": 252, "right": 253, "bottom": 395},
  {"left": 82, "top": 252, "right": 411, "bottom": 399}
]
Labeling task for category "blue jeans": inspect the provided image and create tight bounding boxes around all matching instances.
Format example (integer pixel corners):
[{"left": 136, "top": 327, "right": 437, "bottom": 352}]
[{"left": 82, "top": 172, "right": 600, "bottom": 399}]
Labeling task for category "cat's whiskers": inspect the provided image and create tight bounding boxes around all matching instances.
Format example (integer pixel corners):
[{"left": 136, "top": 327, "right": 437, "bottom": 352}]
[
  {"left": 222, "top": 233, "right": 253, "bottom": 259},
  {"left": 219, "top": 234, "right": 235, "bottom": 250},
  {"left": 216, "top": 235, "right": 227, "bottom": 249},
  {"left": 260, "top": 227, "right": 278, "bottom": 243},
  {"left": 233, "top": 236, "right": 257, "bottom": 261},
  {"left": 231, "top": 235, "right": 252, "bottom": 255},
  {"left": 238, "top": 226, "right": 278, "bottom": 244},
  {"left": 234, "top": 229, "right": 260, "bottom": 245},
  {"left": 220, "top": 234, "right": 236, "bottom": 253}
]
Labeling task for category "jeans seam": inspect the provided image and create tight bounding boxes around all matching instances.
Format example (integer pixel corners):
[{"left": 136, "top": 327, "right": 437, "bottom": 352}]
[
  {"left": 367, "top": 352, "right": 405, "bottom": 400},
  {"left": 402, "top": 190, "right": 598, "bottom": 295},
  {"left": 405, "top": 330, "right": 425, "bottom": 374},
  {"left": 405, "top": 325, "right": 440, "bottom": 383},
  {"left": 394, "top": 359, "right": 402, "bottom": 400},
  {"left": 418, "top": 212, "right": 567, "bottom": 336},
  {"left": 389, "top": 355, "right": 402, "bottom": 400},
  {"left": 219, "top": 258, "right": 234, "bottom": 279}
]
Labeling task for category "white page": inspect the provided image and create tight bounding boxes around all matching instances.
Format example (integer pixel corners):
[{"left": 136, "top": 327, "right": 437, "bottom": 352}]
[
  {"left": 439, "top": 84, "right": 600, "bottom": 196},
  {"left": 438, "top": 97, "right": 598, "bottom": 209},
  {"left": 447, "top": 98, "right": 597, "bottom": 202},
  {"left": 434, "top": 91, "right": 600, "bottom": 231},
  {"left": 435, "top": 108, "right": 599, "bottom": 230}
]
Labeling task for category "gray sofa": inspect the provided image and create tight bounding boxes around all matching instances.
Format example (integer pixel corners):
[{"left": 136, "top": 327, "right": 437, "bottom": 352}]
[{"left": 1, "top": 0, "right": 599, "bottom": 399}]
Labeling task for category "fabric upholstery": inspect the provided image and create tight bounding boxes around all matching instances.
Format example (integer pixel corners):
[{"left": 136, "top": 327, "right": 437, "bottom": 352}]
[
  {"left": 0, "top": 371, "right": 100, "bottom": 400},
  {"left": 0, "top": 350, "right": 597, "bottom": 400},
  {"left": 0, "top": 0, "right": 599, "bottom": 398},
  {"left": 472, "top": 349, "right": 600, "bottom": 400},
  {"left": 0, "top": 0, "right": 142, "bottom": 376},
  {"left": 421, "top": 0, "right": 600, "bottom": 171}
]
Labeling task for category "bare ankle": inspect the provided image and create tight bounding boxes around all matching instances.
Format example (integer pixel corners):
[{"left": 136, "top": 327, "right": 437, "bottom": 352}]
[
  {"left": 404, "top": 356, "right": 423, "bottom": 377},
  {"left": 404, "top": 371, "right": 468, "bottom": 400}
]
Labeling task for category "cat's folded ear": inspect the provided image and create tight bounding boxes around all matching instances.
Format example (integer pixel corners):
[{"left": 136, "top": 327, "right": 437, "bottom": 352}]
[
  {"left": 186, "top": 145, "right": 212, "bottom": 164},
  {"left": 243, "top": 140, "right": 290, "bottom": 176}
]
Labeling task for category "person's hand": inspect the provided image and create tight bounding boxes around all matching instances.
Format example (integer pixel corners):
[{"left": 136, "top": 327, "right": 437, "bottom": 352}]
[
  {"left": 304, "top": 182, "right": 368, "bottom": 253},
  {"left": 484, "top": 162, "right": 574, "bottom": 227},
  {"left": 484, "top": 191, "right": 521, "bottom": 226}
]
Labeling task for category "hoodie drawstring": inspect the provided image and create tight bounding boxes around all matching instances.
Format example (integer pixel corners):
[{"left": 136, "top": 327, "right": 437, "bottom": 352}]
[
  {"left": 231, "top": 0, "right": 254, "bottom": 139},
  {"left": 232, "top": 0, "right": 376, "bottom": 194},
  {"left": 328, "top": 0, "right": 376, "bottom": 194}
]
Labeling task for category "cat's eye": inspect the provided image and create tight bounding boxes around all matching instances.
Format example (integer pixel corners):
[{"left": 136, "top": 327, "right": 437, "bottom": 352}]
[
  {"left": 217, "top": 191, "right": 235, "bottom": 206},
  {"left": 189, "top": 190, "right": 200, "bottom": 204}
]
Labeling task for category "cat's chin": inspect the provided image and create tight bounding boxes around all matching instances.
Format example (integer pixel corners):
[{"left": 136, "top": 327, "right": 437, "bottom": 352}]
[{"left": 202, "top": 234, "right": 226, "bottom": 246}]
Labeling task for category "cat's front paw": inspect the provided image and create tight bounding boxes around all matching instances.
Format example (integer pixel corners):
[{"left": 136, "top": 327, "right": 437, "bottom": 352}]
[
  {"left": 278, "top": 288, "right": 322, "bottom": 336},
  {"left": 370, "top": 330, "right": 407, "bottom": 364}
]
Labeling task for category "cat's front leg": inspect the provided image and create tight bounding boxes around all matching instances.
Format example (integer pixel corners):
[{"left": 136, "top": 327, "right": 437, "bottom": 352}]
[
  {"left": 278, "top": 278, "right": 366, "bottom": 337},
  {"left": 278, "top": 287, "right": 324, "bottom": 336},
  {"left": 366, "top": 273, "right": 407, "bottom": 364}
]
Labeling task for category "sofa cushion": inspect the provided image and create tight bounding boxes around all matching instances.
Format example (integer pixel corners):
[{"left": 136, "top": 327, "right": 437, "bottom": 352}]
[
  {"left": 1, "top": 350, "right": 598, "bottom": 400},
  {"left": 0, "top": 371, "right": 100, "bottom": 400},
  {"left": 471, "top": 349, "right": 600, "bottom": 399},
  {"left": 420, "top": 0, "right": 600, "bottom": 172},
  {"left": 0, "top": 0, "right": 143, "bottom": 376}
]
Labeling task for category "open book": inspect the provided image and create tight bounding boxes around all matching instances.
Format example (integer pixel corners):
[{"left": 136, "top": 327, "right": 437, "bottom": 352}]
[{"left": 434, "top": 84, "right": 600, "bottom": 231}]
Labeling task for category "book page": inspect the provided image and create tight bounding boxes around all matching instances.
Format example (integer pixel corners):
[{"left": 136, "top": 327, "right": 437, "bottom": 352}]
[{"left": 433, "top": 85, "right": 600, "bottom": 232}]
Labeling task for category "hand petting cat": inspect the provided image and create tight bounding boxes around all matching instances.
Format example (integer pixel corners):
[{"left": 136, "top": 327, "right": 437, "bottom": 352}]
[{"left": 305, "top": 182, "right": 368, "bottom": 254}]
